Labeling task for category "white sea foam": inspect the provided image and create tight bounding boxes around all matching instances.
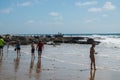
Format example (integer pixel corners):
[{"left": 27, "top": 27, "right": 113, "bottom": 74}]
[{"left": 89, "top": 35, "right": 120, "bottom": 48}]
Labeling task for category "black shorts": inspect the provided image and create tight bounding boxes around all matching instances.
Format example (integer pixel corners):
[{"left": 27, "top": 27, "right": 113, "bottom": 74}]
[
  {"left": 31, "top": 49, "right": 35, "bottom": 53},
  {"left": 17, "top": 48, "right": 20, "bottom": 50}
]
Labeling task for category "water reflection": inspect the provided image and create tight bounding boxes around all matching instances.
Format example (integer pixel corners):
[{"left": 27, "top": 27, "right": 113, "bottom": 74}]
[
  {"left": 29, "top": 56, "right": 41, "bottom": 79},
  {"left": 29, "top": 56, "right": 34, "bottom": 72},
  {"left": 14, "top": 55, "right": 20, "bottom": 72},
  {"left": 29, "top": 56, "right": 35, "bottom": 78},
  {"left": 89, "top": 69, "right": 96, "bottom": 80},
  {"left": 36, "top": 57, "right": 41, "bottom": 73},
  {"left": 35, "top": 57, "right": 41, "bottom": 80}
]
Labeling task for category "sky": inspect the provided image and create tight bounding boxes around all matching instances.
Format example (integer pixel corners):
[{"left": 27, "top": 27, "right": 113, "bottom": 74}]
[{"left": 0, "top": 0, "right": 120, "bottom": 34}]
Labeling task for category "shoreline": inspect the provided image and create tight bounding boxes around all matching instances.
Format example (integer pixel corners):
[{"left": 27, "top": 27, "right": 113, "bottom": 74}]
[{"left": 0, "top": 44, "right": 120, "bottom": 80}]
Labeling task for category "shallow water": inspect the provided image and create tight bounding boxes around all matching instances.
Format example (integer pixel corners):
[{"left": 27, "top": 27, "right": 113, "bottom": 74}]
[{"left": 0, "top": 43, "right": 120, "bottom": 80}]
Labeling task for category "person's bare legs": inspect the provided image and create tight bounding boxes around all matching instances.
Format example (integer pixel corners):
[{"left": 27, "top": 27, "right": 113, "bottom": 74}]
[
  {"left": 31, "top": 53, "right": 35, "bottom": 59},
  {"left": 17, "top": 50, "right": 20, "bottom": 56},
  {"left": 91, "top": 56, "right": 96, "bottom": 70},
  {"left": 17, "top": 50, "right": 18, "bottom": 56},
  {"left": 94, "top": 62, "right": 96, "bottom": 70},
  {"left": 38, "top": 51, "right": 42, "bottom": 58},
  {"left": 18, "top": 50, "right": 21, "bottom": 56},
  {"left": 91, "top": 62, "right": 92, "bottom": 69}
]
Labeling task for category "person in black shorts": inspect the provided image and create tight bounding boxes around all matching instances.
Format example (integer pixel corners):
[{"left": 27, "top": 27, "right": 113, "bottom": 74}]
[
  {"left": 15, "top": 41, "right": 21, "bottom": 56},
  {"left": 31, "top": 42, "right": 35, "bottom": 59}
]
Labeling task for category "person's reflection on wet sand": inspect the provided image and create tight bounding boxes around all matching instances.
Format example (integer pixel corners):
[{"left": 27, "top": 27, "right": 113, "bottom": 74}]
[
  {"left": 35, "top": 57, "right": 41, "bottom": 80},
  {"left": 90, "top": 69, "right": 96, "bottom": 80},
  {"left": 29, "top": 56, "right": 35, "bottom": 78},
  {"left": 14, "top": 55, "right": 20, "bottom": 72},
  {"left": 36, "top": 57, "right": 41, "bottom": 73},
  {"left": 29, "top": 56, "right": 35, "bottom": 72}
]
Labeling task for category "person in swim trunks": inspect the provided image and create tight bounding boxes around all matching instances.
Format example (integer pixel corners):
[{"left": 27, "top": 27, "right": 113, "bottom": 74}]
[{"left": 36, "top": 40, "right": 44, "bottom": 58}]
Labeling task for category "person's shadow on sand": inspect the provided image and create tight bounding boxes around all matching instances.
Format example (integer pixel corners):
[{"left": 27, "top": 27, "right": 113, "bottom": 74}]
[
  {"left": 14, "top": 55, "right": 20, "bottom": 72},
  {"left": 90, "top": 69, "right": 96, "bottom": 80}
]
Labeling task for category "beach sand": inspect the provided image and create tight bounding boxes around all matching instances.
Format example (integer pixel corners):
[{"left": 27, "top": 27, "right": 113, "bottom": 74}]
[{"left": 0, "top": 44, "right": 120, "bottom": 80}]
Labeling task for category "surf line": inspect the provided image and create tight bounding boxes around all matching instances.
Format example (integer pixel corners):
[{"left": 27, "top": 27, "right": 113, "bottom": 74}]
[
  {"left": 42, "top": 55, "right": 89, "bottom": 67},
  {"left": 42, "top": 55, "right": 120, "bottom": 72}
]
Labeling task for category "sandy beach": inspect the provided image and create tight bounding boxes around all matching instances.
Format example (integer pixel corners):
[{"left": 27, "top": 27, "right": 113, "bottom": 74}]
[{"left": 0, "top": 44, "right": 120, "bottom": 80}]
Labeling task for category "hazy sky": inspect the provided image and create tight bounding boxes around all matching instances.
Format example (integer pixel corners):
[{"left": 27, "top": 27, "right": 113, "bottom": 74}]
[{"left": 0, "top": 0, "right": 120, "bottom": 34}]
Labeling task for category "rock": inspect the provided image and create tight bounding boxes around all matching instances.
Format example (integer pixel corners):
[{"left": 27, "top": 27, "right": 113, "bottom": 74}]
[{"left": 87, "top": 38, "right": 94, "bottom": 44}]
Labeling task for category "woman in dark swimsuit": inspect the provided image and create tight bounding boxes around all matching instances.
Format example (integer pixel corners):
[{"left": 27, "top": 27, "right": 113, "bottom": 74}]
[{"left": 90, "top": 42, "right": 96, "bottom": 70}]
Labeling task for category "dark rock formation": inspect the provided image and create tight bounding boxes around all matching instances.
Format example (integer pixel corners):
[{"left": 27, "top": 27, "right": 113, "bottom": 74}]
[{"left": 1, "top": 34, "right": 101, "bottom": 45}]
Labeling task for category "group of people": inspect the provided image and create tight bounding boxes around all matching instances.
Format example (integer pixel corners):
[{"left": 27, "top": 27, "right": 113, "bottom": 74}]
[
  {"left": 0, "top": 35, "right": 44, "bottom": 60},
  {"left": 14, "top": 40, "right": 44, "bottom": 58},
  {"left": 31, "top": 40, "right": 44, "bottom": 58},
  {"left": 14, "top": 40, "right": 44, "bottom": 73},
  {"left": 0, "top": 35, "right": 96, "bottom": 70}
]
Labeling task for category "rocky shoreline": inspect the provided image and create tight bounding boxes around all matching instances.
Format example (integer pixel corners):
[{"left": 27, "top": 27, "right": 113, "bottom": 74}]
[{"left": 1, "top": 34, "right": 100, "bottom": 45}]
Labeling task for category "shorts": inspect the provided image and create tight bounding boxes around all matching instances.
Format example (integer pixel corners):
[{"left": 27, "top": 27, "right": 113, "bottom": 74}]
[
  {"left": 17, "top": 48, "right": 20, "bottom": 50},
  {"left": 38, "top": 50, "right": 42, "bottom": 56},
  {"left": 31, "top": 49, "right": 35, "bottom": 53}
]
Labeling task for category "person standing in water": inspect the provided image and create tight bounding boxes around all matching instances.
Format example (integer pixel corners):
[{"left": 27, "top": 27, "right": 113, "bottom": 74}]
[
  {"left": 0, "top": 36, "right": 4, "bottom": 55},
  {"left": 90, "top": 42, "right": 96, "bottom": 70},
  {"left": 31, "top": 42, "right": 35, "bottom": 59},
  {"left": 15, "top": 40, "right": 21, "bottom": 56},
  {"left": 36, "top": 40, "right": 44, "bottom": 58}
]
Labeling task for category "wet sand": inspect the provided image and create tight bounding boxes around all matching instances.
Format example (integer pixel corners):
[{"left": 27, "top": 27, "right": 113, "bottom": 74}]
[{"left": 0, "top": 45, "right": 120, "bottom": 80}]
